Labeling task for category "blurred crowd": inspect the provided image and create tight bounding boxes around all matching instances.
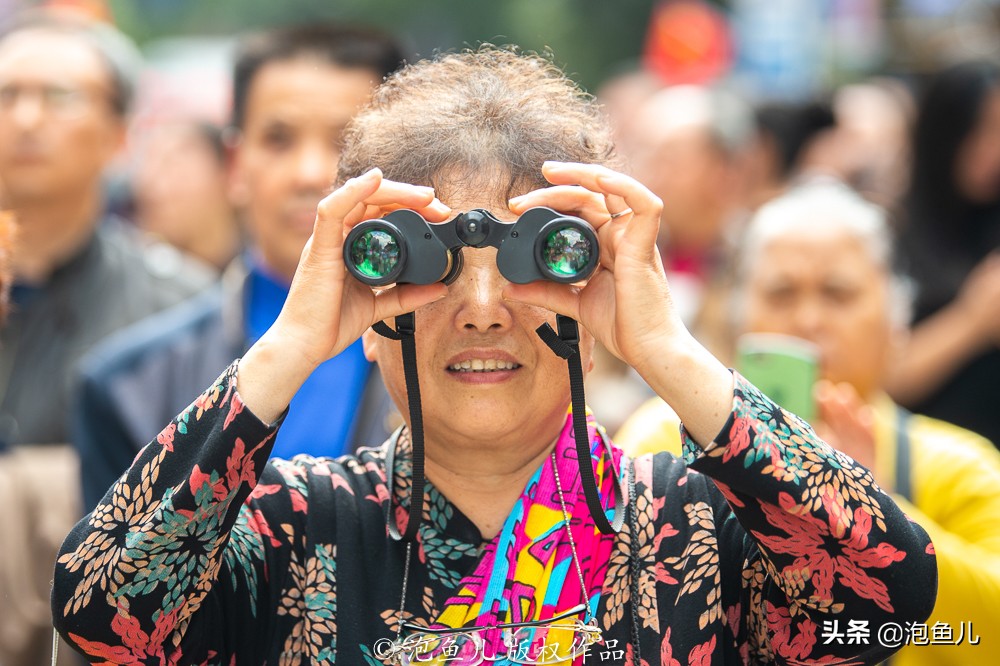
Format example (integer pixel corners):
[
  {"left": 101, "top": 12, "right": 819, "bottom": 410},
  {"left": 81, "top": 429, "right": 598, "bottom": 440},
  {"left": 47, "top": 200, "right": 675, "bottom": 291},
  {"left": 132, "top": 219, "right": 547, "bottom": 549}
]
[{"left": 0, "top": 1, "right": 998, "bottom": 665}]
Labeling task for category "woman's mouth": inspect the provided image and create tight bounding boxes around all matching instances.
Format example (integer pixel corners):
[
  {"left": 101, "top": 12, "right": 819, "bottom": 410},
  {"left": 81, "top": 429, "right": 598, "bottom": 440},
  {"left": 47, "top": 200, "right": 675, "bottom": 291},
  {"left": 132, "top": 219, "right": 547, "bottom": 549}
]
[{"left": 447, "top": 358, "right": 520, "bottom": 373}]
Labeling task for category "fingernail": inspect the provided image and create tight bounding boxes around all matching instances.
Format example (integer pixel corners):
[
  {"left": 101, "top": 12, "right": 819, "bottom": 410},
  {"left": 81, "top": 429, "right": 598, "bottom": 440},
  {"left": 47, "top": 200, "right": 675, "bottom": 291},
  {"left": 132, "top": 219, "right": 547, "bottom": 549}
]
[
  {"left": 508, "top": 195, "right": 526, "bottom": 205},
  {"left": 364, "top": 167, "right": 381, "bottom": 178},
  {"left": 542, "top": 161, "right": 562, "bottom": 169}
]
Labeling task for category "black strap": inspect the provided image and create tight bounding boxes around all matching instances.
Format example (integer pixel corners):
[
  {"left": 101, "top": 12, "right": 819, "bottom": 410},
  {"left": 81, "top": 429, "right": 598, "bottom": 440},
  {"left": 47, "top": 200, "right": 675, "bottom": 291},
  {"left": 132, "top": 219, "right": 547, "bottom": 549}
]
[
  {"left": 374, "top": 313, "right": 425, "bottom": 542},
  {"left": 627, "top": 460, "right": 643, "bottom": 664},
  {"left": 536, "top": 315, "right": 625, "bottom": 535},
  {"left": 894, "top": 406, "right": 913, "bottom": 502}
]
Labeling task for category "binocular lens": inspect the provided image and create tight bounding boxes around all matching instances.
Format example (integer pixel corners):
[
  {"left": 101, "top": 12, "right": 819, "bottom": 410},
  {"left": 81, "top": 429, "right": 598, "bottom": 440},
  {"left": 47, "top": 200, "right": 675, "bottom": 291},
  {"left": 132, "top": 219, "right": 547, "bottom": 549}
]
[
  {"left": 349, "top": 229, "right": 401, "bottom": 280},
  {"left": 541, "top": 227, "right": 594, "bottom": 278}
]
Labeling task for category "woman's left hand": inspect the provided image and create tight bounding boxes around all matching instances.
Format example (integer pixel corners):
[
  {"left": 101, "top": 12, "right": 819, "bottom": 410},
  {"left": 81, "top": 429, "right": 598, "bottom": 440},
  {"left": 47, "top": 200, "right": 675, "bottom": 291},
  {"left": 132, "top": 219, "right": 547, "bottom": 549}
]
[
  {"left": 505, "top": 161, "right": 682, "bottom": 370},
  {"left": 506, "top": 162, "right": 734, "bottom": 448}
]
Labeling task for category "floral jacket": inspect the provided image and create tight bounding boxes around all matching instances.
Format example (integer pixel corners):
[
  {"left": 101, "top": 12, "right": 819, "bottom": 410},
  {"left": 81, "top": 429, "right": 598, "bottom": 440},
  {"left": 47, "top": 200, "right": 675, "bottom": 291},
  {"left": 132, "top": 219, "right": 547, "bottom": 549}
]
[{"left": 52, "top": 363, "right": 937, "bottom": 665}]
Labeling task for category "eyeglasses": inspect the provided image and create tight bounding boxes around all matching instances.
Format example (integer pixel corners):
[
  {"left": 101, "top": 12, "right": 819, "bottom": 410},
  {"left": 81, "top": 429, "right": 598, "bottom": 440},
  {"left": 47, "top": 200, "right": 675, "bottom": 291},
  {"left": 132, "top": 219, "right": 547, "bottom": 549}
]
[
  {"left": 375, "top": 603, "right": 602, "bottom": 665},
  {"left": 0, "top": 83, "right": 105, "bottom": 117}
]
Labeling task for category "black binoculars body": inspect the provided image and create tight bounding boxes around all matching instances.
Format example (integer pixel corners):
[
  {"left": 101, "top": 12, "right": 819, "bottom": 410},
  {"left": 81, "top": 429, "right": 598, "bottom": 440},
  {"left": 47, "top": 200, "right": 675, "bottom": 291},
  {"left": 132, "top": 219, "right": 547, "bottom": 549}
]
[{"left": 344, "top": 207, "right": 600, "bottom": 286}]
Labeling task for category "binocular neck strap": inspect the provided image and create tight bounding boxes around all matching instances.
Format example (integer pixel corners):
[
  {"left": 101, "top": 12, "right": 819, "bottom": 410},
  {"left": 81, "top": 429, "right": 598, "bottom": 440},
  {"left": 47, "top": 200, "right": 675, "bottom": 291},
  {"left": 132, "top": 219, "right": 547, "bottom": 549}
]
[
  {"left": 373, "top": 313, "right": 425, "bottom": 542},
  {"left": 373, "top": 312, "right": 624, "bottom": 540},
  {"left": 535, "top": 315, "right": 625, "bottom": 535}
]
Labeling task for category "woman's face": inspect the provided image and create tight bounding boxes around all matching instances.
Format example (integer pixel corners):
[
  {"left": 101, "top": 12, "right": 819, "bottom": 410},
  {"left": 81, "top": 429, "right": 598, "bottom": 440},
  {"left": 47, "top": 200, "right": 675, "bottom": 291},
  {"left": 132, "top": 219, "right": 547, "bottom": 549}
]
[
  {"left": 955, "top": 87, "right": 1000, "bottom": 204},
  {"left": 743, "top": 226, "right": 893, "bottom": 400},
  {"left": 363, "top": 197, "right": 595, "bottom": 451}
]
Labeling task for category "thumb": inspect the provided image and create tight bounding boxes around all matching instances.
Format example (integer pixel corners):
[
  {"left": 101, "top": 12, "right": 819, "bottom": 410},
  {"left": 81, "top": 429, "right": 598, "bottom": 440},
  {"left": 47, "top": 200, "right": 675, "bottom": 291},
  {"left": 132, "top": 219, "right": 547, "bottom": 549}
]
[
  {"left": 503, "top": 282, "right": 581, "bottom": 321},
  {"left": 371, "top": 283, "right": 448, "bottom": 323}
]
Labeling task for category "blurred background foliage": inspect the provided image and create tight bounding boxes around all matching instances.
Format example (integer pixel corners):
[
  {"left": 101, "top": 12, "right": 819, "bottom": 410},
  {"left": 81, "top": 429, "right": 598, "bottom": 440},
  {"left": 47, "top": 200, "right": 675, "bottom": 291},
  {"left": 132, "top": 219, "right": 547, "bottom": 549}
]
[{"left": 107, "top": 0, "right": 659, "bottom": 92}]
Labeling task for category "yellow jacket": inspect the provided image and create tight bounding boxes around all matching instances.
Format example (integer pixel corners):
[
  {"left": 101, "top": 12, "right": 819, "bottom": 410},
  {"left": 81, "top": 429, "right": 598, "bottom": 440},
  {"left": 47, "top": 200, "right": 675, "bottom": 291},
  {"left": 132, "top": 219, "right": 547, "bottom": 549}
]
[{"left": 616, "top": 394, "right": 1000, "bottom": 666}]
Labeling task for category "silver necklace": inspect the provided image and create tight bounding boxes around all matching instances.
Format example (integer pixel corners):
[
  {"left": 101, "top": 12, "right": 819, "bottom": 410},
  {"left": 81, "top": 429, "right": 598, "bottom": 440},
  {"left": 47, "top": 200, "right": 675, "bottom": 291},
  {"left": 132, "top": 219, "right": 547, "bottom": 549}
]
[{"left": 550, "top": 451, "right": 593, "bottom": 619}]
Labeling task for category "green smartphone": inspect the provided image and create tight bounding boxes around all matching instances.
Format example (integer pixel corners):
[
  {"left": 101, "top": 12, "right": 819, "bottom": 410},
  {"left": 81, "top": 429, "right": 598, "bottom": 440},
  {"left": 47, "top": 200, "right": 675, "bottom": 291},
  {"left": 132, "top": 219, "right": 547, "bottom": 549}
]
[{"left": 735, "top": 333, "right": 820, "bottom": 422}]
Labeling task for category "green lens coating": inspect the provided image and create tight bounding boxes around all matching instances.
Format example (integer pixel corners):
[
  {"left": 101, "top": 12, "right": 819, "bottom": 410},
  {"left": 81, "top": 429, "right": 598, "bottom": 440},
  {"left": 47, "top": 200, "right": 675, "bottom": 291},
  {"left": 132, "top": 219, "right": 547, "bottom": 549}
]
[
  {"left": 542, "top": 227, "right": 593, "bottom": 277},
  {"left": 350, "top": 229, "right": 401, "bottom": 279}
]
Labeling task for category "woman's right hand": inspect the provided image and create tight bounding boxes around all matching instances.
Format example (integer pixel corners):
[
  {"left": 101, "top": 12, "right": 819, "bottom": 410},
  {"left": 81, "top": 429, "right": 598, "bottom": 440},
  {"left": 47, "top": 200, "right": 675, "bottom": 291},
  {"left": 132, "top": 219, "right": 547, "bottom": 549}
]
[{"left": 237, "top": 168, "right": 450, "bottom": 423}]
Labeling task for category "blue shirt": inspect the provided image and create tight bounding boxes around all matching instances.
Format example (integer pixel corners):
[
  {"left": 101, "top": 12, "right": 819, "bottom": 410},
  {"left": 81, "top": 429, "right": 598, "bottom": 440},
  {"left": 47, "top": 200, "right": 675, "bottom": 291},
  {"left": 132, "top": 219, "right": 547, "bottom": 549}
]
[{"left": 246, "top": 262, "right": 370, "bottom": 459}]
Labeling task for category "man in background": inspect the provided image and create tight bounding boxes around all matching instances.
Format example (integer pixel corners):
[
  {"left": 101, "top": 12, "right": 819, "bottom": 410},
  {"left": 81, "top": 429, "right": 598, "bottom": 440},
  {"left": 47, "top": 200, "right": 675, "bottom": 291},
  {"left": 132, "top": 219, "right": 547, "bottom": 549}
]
[
  {"left": 0, "top": 14, "right": 213, "bottom": 665},
  {"left": 0, "top": 13, "right": 212, "bottom": 447},
  {"left": 74, "top": 24, "right": 405, "bottom": 510},
  {"left": 625, "top": 84, "right": 756, "bottom": 332}
]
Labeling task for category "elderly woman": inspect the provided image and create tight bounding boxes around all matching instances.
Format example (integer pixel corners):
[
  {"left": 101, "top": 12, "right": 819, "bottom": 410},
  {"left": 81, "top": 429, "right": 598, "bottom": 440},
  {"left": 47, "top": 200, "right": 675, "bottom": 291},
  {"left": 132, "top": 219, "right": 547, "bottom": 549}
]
[{"left": 52, "top": 49, "right": 934, "bottom": 665}]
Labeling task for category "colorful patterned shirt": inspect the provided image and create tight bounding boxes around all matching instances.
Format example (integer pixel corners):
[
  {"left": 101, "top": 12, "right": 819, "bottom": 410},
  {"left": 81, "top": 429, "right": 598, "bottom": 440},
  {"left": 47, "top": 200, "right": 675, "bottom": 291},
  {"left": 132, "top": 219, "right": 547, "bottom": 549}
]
[{"left": 52, "top": 363, "right": 937, "bottom": 665}]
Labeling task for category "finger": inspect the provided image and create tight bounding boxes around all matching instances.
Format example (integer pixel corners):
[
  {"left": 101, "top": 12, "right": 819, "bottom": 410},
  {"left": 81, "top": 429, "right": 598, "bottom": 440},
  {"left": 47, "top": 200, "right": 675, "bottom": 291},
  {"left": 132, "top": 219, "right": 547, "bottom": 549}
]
[
  {"left": 403, "top": 197, "right": 451, "bottom": 222},
  {"left": 508, "top": 185, "right": 607, "bottom": 219},
  {"left": 363, "top": 178, "right": 438, "bottom": 209},
  {"left": 344, "top": 196, "right": 451, "bottom": 235},
  {"left": 596, "top": 222, "right": 627, "bottom": 271},
  {"left": 542, "top": 161, "right": 662, "bottom": 218},
  {"left": 604, "top": 192, "right": 629, "bottom": 216},
  {"left": 354, "top": 198, "right": 452, "bottom": 226},
  {"left": 502, "top": 281, "right": 581, "bottom": 321},
  {"left": 371, "top": 282, "right": 449, "bottom": 323},
  {"left": 543, "top": 162, "right": 661, "bottom": 254},
  {"left": 342, "top": 201, "right": 372, "bottom": 230},
  {"left": 314, "top": 168, "right": 383, "bottom": 245}
]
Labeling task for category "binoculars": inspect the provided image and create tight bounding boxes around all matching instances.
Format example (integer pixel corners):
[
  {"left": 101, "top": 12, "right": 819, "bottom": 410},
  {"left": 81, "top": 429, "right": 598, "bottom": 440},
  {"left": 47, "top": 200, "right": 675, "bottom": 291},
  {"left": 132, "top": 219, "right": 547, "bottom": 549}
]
[{"left": 344, "top": 207, "right": 600, "bottom": 286}]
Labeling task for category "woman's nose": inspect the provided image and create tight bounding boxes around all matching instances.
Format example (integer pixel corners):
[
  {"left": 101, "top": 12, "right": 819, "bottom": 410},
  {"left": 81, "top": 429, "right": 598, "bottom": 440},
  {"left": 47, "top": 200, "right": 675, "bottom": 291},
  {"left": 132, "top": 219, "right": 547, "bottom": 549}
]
[
  {"left": 452, "top": 259, "right": 513, "bottom": 333},
  {"left": 791, "top": 297, "right": 825, "bottom": 338}
]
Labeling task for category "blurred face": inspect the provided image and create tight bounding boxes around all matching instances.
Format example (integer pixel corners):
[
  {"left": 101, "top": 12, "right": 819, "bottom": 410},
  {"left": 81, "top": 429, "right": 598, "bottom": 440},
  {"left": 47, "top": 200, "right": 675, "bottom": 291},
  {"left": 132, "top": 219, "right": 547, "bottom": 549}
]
[
  {"left": 743, "top": 226, "right": 892, "bottom": 399},
  {"left": 631, "top": 126, "right": 731, "bottom": 253},
  {"left": 363, "top": 199, "right": 595, "bottom": 450},
  {"left": 230, "top": 58, "right": 379, "bottom": 282},
  {"left": 0, "top": 29, "right": 124, "bottom": 203},
  {"left": 134, "top": 124, "right": 230, "bottom": 251},
  {"left": 955, "top": 87, "right": 1000, "bottom": 203}
]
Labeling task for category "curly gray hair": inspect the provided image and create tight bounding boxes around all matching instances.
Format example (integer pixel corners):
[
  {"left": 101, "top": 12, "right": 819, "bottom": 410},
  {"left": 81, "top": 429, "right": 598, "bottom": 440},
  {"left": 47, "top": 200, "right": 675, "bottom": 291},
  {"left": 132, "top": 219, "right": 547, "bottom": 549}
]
[{"left": 337, "top": 46, "right": 618, "bottom": 205}]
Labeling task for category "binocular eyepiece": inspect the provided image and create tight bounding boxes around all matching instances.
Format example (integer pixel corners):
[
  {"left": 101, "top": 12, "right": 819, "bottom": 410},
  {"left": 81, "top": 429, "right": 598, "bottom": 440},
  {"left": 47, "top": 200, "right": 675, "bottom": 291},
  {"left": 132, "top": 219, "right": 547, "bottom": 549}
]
[{"left": 345, "top": 207, "right": 599, "bottom": 286}]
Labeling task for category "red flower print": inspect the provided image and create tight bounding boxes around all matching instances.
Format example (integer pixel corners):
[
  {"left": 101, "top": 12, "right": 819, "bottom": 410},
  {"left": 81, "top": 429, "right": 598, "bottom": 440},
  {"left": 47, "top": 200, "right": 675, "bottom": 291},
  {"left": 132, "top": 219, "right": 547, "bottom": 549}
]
[
  {"left": 225, "top": 437, "right": 268, "bottom": 491},
  {"left": 766, "top": 603, "right": 817, "bottom": 660},
  {"left": 654, "top": 561, "right": 679, "bottom": 585},
  {"left": 247, "top": 508, "right": 283, "bottom": 548},
  {"left": 224, "top": 395, "right": 244, "bottom": 429},
  {"left": 752, "top": 492, "right": 904, "bottom": 613},
  {"left": 723, "top": 416, "right": 753, "bottom": 463},
  {"left": 157, "top": 423, "right": 176, "bottom": 452},
  {"left": 660, "top": 627, "right": 681, "bottom": 666},
  {"left": 653, "top": 522, "right": 679, "bottom": 551},
  {"left": 687, "top": 634, "right": 716, "bottom": 666},
  {"left": 250, "top": 483, "right": 283, "bottom": 500},
  {"left": 190, "top": 465, "right": 227, "bottom": 502}
]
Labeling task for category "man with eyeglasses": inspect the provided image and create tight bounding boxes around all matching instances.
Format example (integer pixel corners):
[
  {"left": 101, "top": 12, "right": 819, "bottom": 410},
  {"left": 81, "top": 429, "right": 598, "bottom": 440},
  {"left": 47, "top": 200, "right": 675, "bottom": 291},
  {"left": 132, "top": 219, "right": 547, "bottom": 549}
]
[
  {"left": 0, "top": 12, "right": 213, "bottom": 446},
  {"left": 0, "top": 12, "right": 211, "bottom": 666}
]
